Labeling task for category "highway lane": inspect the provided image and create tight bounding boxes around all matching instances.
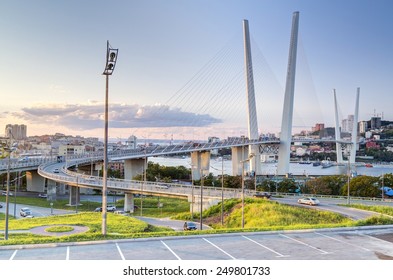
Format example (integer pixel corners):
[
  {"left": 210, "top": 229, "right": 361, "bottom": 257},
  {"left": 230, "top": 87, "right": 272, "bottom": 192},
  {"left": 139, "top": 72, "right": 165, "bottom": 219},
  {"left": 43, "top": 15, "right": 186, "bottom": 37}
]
[
  {"left": 271, "top": 196, "right": 385, "bottom": 220},
  {"left": 1, "top": 226, "right": 393, "bottom": 260}
]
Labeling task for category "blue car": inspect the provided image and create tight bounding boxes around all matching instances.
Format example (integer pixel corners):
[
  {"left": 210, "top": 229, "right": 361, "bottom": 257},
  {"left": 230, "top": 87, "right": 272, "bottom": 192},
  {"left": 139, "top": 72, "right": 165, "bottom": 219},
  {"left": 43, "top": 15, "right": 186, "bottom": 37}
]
[{"left": 382, "top": 187, "right": 393, "bottom": 197}]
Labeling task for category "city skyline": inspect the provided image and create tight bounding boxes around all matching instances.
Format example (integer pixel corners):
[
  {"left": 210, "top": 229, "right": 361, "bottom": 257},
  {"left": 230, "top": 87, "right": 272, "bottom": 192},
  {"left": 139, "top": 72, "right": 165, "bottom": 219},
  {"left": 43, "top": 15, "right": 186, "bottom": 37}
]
[{"left": 1, "top": 0, "right": 392, "bottom": 140}]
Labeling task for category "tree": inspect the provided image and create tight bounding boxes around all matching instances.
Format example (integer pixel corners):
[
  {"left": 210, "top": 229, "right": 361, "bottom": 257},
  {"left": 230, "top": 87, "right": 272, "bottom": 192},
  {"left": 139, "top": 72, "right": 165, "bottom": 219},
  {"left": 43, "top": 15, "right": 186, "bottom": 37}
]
[
  {"left": 303, "top": 175, "right": 346, "bottom": 195},
  {"left": 343, "top": 175, "right": 380, "bottom": 197},
  {"left": 277, "top": 178, "right": 298, "bottom": 193}
]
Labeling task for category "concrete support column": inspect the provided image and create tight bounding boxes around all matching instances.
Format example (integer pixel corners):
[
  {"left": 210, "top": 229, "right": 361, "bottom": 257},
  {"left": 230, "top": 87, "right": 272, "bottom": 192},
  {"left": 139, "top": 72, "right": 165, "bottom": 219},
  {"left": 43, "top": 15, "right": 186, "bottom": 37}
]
[
  {"left": 124, "top": 193, "right": 135, "bottom": 213},
  {"left": 26, "top": 170, "right": 45, "bottom": 192},
  {"left": 190, "top": 195, "right": 220, "bottom": 212},
  {"left": 231, "top": 146, "right": 249, "bottom": 176},
  {"left": 190, "top": 151, "right": 211, "bottom": 180},
  {"left": 47, "top": 179, "right": 57, "bottom": 201},
  {"left": 124, "top": 158, "right": 146, "bottom": 180},
  {"left": 68, "top": 186, "right": 80, "bottom": 206}
]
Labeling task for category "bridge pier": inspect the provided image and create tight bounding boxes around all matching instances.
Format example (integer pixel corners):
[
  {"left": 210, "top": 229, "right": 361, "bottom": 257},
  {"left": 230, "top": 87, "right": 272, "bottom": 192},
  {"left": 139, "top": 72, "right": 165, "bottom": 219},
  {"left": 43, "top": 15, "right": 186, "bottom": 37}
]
[
  {"left": 124, "top": 193, "right": 135, "bottom": 213},
  {"left": 77, "top": 162, "right": 101, "bottom": 176},
  {"left": 26, "top": 170, "right": 45, "bottom": 192},
  {"left": 189, "top": 195, "right": 220, "bottom": 212},
  {"left": 231, "top": 146, "right": 249, "bottom": 176},
  {"left": 124, "top": 158, "right": 146, "bottom": 180},
  {"left": 190, "top": 151, "right": 210, "bottom": 180},
  {"left": 68, "top": 186, "right": 80, "bottom": 206}
]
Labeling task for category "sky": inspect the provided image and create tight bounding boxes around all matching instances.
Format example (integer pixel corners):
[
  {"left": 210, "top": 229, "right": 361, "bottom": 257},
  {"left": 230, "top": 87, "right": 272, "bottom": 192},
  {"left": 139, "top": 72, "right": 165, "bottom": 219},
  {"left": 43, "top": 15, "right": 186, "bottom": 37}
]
[{"left": 0, "top": 0, "right": 392, "bottom": 141}]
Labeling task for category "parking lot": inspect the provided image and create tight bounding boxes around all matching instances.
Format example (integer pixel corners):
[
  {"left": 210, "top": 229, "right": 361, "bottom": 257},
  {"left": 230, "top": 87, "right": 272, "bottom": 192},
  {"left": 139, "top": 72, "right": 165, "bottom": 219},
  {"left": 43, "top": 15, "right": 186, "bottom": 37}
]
[{"left": 1, "top": 226, "right": 393, "bottom": 260}]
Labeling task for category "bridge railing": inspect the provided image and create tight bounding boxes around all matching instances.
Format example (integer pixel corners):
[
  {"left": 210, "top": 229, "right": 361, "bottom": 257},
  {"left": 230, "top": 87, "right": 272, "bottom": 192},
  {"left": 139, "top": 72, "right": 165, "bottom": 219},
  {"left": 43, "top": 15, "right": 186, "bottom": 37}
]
[
  {"left": 39, "top": 160, "right": 244, "bottom": 199},
  {"left": 0, "top": 157, "right": 56, "bottom": 172}
]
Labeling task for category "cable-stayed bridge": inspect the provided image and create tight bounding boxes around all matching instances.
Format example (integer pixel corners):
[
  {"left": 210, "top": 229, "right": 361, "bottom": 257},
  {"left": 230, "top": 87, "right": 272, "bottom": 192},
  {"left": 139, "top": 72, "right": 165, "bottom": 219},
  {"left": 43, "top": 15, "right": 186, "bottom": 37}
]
[{"left": 1, "top": 12, "right": 359, "bottom": 212}]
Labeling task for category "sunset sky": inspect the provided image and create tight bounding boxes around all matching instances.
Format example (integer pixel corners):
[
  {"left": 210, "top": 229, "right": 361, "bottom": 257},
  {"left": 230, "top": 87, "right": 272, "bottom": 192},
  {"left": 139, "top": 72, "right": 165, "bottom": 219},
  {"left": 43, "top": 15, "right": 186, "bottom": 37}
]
[{"left": 1, "top": 0, "right": 392, "bottom": 141}]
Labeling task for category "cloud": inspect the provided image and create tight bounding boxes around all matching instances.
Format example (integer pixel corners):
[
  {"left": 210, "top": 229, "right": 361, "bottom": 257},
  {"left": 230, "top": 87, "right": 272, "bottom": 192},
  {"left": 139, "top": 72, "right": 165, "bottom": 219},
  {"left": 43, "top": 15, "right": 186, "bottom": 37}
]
[{"left": 9, "top": 102, "right": 221, "bottom": 131}]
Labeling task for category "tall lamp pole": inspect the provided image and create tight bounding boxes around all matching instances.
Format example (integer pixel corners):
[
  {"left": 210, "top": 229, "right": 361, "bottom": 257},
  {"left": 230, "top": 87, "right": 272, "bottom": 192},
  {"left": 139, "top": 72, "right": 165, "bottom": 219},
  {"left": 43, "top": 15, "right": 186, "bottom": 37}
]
[
  {"left": 102, "top": 40, "right": 118, "bottom": 236},
  {"left": 200, "top": 169, "right": 204, "bottom": 230},
  {"left": 221, "top": 158, "right": 224, "bottom": 226},
  {"left": 240, "top": 153, "right": 254, "bottom": 228},
  {"left": 4, "top": 134, "right": 11, "bottom": 240}
]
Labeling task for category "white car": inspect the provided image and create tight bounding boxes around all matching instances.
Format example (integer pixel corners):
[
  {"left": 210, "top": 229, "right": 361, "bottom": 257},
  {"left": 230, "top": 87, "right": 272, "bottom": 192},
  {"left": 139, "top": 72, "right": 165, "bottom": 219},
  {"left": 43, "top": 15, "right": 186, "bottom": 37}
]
[
  {"left": 1, "top": 191, "right": 13, "bottom": 196},
  {"left": 298, "top": 197, "right": 320, "bottom": 206},
  {"left": 106, "top": 205, "right": 117, "bottom": 212},
  {"left": 20, "top": 207, "right": 33, "bottom": 217},
  {"left": 53, "top": 168, "right": 60, "bottom": 173}
]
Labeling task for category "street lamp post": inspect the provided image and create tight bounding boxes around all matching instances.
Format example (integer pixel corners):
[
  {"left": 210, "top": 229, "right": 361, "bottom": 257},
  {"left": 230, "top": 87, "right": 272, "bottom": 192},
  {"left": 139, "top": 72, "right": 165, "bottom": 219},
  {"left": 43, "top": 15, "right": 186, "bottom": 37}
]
[
  {"left": 102, "top": 40, "right": 118, "bottom": 236},
  {"left": 347, "top": 155, "right": 351, "bottom": 205},
  {"left": 221, "top": 158, "right": 224, "bottom": 226},
  {"left": 190, "top": 165, "right": 195, "bottom": 220},
  {"left": 211, "top": 161, "right": 225, "bottom": 225},
  {"left": 240, "top": 153, "right": 254, "bottom": 229},
  {"left": 200, "top": 169, "right": 204, "bottom": 230}
]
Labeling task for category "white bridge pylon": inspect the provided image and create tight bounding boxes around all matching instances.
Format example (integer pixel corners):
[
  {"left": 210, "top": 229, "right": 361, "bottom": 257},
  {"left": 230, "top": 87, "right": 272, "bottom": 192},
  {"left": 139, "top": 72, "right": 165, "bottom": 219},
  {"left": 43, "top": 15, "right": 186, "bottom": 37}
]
[
  {"left": 272, "top": 11, "right": 300, "bottom": 175},
  {"left": 334, "top": 88, "right": 360, "bottom": 165},
  {"left": 238, "top": 12, "right": 299, "bottom": 176}
]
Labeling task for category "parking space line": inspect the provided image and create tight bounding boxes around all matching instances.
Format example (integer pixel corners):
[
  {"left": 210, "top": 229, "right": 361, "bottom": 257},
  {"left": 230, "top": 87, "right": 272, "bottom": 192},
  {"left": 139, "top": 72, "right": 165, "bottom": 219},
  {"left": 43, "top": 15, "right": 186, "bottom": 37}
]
[
  {"left": 116, "top": 243, "right": 125, "bottom": 260},
  {"left": 161, "top": 241, "right": 182, "bottom": 260},
  {"left": 279, "top": 234, "right": 329, "bottom": 254},
  {"left": 9, "top": 250, "right": 17, "bottom": 260},
  {"left": 315, "top": 232, "right": 370, "bottom": 251},
  {"left": 358, "top": 232, "right": 393, "bottom": 245},
  {"left": 203, "top": 238, "right": 236, "bottom": 260},
  {"left": 66, "top": 246, "right": 70, "bottom": 260},
  {"left": 242, "top": 235, "right": 289, "bottom": 257}
]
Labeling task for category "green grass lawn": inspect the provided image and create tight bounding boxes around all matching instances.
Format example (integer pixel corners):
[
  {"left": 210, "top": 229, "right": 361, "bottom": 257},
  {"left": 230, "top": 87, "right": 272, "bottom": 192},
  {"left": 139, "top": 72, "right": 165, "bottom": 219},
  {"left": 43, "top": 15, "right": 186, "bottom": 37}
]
[
  {"left": 0, "top": 212, "right": 173, "bottom": 246},
  {"left": 0, "top": 195, "right": 189, "bottom": 216},
  {"left": 2, "top": 196, "right": 392, "bottom": 246}
]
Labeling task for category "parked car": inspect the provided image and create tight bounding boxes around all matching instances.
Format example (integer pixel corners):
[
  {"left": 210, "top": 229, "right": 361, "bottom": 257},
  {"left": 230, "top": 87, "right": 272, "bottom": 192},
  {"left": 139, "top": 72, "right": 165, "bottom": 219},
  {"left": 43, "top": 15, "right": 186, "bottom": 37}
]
[
  {"left": 183, "top": 221, "right": 197, "bottom": 231},
  {"left": 298, "top": 197, "right": 320, "bottom": 206},
  {"left": 38, "top": 193, "right": 48, "bottom": 198},
  {"left": 114, "top": 210, "right": 126, "bottom": 215},
  {"left": 20, "top": 207, "right": 33, "bottom": 217},
  {"left": 94, "top": 207, "right": 102, "bottom": 212},
  {"left": 1, "top": 191, "right": 13, "bottom": 196},
  {"left": 253, "top": 192, "right": 271, "bottom": 199},
  {"left": 0, "top": 203, "right": 3, "bottom": 208}
]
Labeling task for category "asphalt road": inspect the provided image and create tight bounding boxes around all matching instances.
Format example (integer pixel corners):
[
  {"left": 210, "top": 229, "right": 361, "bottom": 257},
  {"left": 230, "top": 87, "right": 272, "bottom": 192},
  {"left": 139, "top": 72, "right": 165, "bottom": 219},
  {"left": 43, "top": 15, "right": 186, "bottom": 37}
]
[{"left": 271, "top": 196, "right": 380, "bottom": 220}]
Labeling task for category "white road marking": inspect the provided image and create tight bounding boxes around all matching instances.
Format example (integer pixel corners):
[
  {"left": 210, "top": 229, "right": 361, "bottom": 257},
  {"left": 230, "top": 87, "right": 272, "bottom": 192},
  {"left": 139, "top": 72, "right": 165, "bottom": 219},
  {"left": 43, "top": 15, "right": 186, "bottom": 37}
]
[
  {"left": 358, "top": 232, "right": 393, "bottom": 245},
  {"left": 161, "top": 241, "right": 182, "bottom": 260},
  {"left": 242, "top": 235, "right": 289, "bottom": 257},
  {"left": 203, "top": 238, "right": 236, "bottom": 260},
  {"left": 116, "top": 243, "right": 125, "bottom": 260},
  {"left": 9, "top": 250, "right": 17, "bottom": 260},
  {"left": 66, "top": 246, "right": 70, "bottom": 260},
  {"left": 280, "top": 233, "right": 330, "bottom": 254},
  {"left": 315, "top": 232, "right": 370, "bottom": 251}
]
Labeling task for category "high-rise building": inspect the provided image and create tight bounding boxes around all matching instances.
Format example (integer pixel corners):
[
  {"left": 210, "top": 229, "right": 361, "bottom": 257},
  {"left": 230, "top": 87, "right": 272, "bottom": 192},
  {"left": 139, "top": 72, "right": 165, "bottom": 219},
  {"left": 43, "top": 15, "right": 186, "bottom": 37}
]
[
  {"left": 370, "top": 117, "right": 381, "bottom": 130},
  {"left": 359, "top": 121, "right": 368, "bottom": 133},
  {"left": 5, "top": 124, "right": 27, "bottom": 140},
  {"left": 341, "top": 115, "right": 354, "bottom": 133}
]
